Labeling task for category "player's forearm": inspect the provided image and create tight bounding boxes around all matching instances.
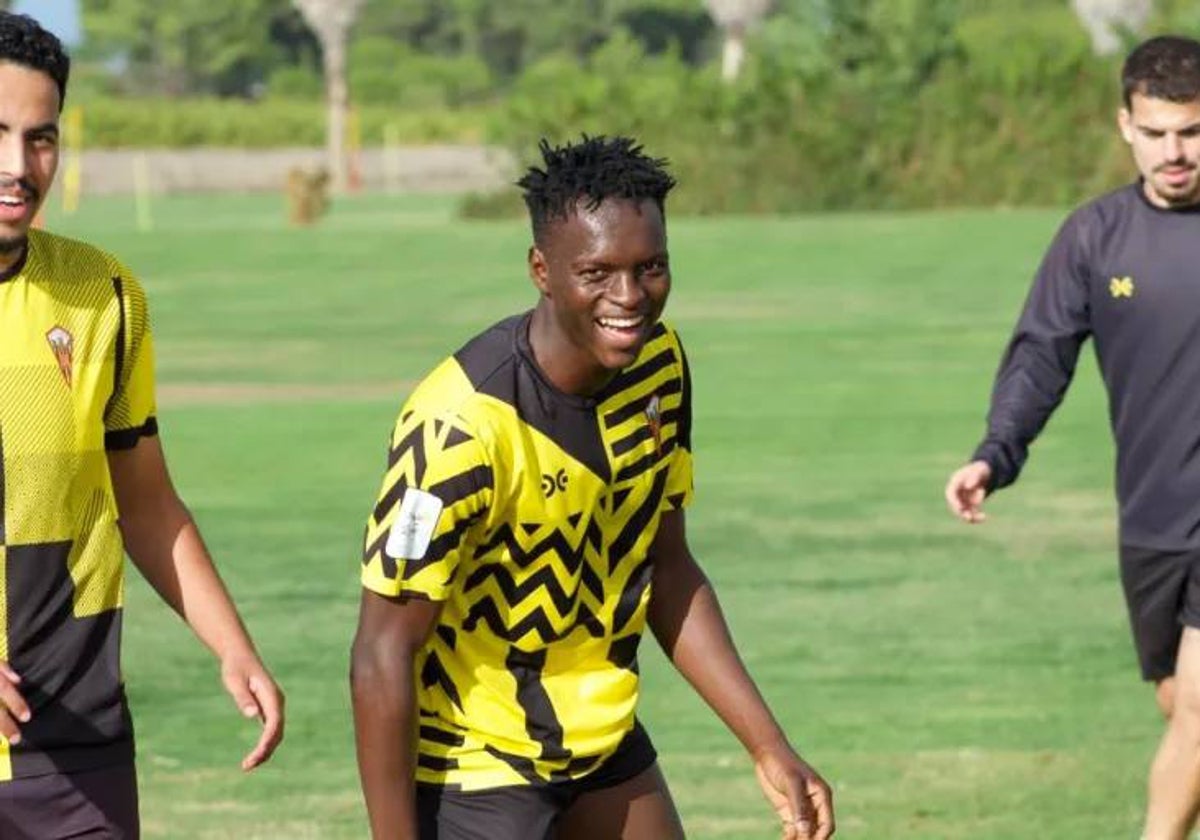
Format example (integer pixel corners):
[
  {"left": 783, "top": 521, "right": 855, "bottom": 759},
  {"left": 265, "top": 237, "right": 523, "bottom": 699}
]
[
  {"left": 351, "top": 641, "right": 420, "bottom": 838},
  {"left": 122, "top": 501, "right": 258, "bottom": 663},
  {"left": 649, "top": 558, "right": 789, "bottom": 758}
]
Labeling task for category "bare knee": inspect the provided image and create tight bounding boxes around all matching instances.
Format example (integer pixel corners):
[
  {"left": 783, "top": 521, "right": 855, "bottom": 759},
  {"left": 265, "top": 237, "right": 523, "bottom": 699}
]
[
  {"left": 1158, "top": 678, "right": 1176, "bottom": 719},
  {"left": 1165, "top": 679, "right": 1200, "bottom": 740}
]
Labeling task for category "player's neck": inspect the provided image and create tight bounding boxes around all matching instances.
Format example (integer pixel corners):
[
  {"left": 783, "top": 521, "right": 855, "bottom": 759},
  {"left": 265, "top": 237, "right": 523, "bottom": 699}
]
[
  {"left": 1141, "top": 179, "right": 1200, "bottom": 210},
  {"left": 0, "top": 242, "right": 27, "bottom": 279},
  {"left": 527, "top": 308, "right": 614, "bottom": 398}
]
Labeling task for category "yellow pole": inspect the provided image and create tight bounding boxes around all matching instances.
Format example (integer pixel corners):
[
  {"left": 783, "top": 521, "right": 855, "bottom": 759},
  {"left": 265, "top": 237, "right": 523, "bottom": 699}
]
[
  {"left": 133, "top": 153, "right": 153, "bottom": 233},
  {"left": 61, "top": 105, "right": 83, "bottom": 215},
  {"left": 348, "top": 106, "right": 363, "bottom": 192},
  {"left": 383, "top": 122, "right": 400, "bottom": 194}
]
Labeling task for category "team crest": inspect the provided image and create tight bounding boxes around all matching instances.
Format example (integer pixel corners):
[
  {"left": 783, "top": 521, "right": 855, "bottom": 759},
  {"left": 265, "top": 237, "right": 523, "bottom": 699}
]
[
  {"left": 1110, "top": 276, "right": 1135, "bottom": 299},
  {"left": 45, "top": 325, "right": 74, "bottom": 386},
  {"left": 645, "top": 394, "right": 662, "bottom": 454}
]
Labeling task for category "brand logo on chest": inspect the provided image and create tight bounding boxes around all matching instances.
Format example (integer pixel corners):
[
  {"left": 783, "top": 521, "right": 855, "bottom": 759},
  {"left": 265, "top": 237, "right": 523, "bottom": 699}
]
[
  {"left": 45, "top": 325, "right": 74, "bottom": 386},
  {"left": 1110, "top": 276, "right": 1135, "bottom": 299}
]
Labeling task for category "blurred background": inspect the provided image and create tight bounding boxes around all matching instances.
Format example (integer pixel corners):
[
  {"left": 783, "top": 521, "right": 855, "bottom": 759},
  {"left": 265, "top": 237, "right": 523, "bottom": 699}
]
[
  {"left": 12, "top": 1, "right": 1197, "bottom": 838},
  {"left": 12, "top": 0, "right": 1198, "bottom": 210}
]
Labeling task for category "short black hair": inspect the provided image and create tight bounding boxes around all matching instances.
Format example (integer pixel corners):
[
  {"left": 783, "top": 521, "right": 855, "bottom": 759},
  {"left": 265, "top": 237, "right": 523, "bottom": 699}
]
[
  {"left": 518, "top": 135, "right": 676, "bottom": 242},
  {"left": 0, "top": 12, "right": 70, "bottom": 110},
  {"left": 1122, "top": 35, "right": 1200, "bottom": 109}
]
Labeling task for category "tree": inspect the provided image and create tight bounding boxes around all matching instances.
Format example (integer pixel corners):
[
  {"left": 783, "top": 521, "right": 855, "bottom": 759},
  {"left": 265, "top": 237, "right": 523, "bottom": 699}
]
[
  {"left": 1072, "top": 0, "right": 1151, "bottom": 55},
  {"left": 703, "top": 0, "right": 772, "bottom": 81},
  {"left": 81, "top": 0, "right": 305, "bottom": 97},
  {"left": 291, "top": 0, "right": 367, "bottom": 193}
]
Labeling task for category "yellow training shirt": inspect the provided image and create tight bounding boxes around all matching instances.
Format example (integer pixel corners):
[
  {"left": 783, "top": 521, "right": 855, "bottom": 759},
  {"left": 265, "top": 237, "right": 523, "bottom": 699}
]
[
  {"left": 0, "top": 228, "right": 156, "bottom": 779},
  {"left": 362, "top": 313, "right": 693, "bottom": 790}
]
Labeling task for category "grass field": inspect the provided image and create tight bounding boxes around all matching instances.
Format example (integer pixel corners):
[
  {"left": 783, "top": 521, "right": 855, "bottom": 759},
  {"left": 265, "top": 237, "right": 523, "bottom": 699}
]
[{"left": 43, "top": 192, "right": 1152, "bottom": 839}]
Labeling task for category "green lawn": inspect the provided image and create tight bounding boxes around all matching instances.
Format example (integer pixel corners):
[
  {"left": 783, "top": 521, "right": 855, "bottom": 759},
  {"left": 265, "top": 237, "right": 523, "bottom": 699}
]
[{"left": 43, "top": 192, "right": 1151, "bottom": 838}]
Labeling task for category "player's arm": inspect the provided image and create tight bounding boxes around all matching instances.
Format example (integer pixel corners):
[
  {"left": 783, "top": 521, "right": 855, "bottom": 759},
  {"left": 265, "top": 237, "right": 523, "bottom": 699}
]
[
  {"left": 946, "top": 212, "right": 1095, "bottom": 523},
  {"left": 108, "top": 436, "right": 285, "bottom": 770},
  {"left": 647, "top": 510, "right": 834, "bottom": 840},
  {"left": 350, "top": 590, "right": 442, "bottom": 839}
]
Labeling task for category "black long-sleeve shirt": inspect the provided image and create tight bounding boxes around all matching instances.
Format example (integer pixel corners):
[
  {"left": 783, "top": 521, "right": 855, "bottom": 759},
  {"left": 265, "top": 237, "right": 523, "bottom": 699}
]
[{"left": 974, "top": 182, "right": 1200, "bottom": 550}]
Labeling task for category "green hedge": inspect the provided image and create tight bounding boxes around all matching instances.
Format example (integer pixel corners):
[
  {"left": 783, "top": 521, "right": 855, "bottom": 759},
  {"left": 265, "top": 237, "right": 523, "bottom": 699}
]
[
  {"left": 70, "top": 96, "right": 495, "bottom": 148},
  {"left": 464, "top": 10, "right": 1154, "bottom": 215}
]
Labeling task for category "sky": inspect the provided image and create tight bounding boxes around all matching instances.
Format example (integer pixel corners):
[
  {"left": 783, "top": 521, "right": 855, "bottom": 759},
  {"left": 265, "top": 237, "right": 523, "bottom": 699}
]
[{"left": 13, "top": 0, "right": 82, "bottom": 46}]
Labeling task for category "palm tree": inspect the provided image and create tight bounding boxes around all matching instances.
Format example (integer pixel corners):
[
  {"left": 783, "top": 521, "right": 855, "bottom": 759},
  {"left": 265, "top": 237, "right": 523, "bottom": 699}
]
[
  {"left": 1071, "top": 0, "right": 1151, "bottom": 56},
  {"left": 291, "top": 0, "right": 367, "bottom": 192},
  {"left": 703, "top": 0, "right": 773, "bottom": 82}
]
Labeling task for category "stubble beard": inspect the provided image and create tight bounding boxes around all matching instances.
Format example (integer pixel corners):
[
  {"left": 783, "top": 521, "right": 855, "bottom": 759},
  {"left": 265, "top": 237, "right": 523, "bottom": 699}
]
[
  {"left": 0, "top": 234, "right": 27, "bottom": 258},
  {"left": 1149, "top": 162, "right": 1200, "bottom": 208}
]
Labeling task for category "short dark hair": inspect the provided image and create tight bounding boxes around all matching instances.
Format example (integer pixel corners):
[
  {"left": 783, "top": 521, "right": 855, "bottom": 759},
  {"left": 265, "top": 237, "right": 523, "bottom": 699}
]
[
  {"left": 517, "top": 135, "right": 676, "bottom": 242},
  {"left": 0, "top": 12, "right": 70, "bottom": 110},
  {"left": 1122, "top": 35, "right": 1200, "bottom": 109}
]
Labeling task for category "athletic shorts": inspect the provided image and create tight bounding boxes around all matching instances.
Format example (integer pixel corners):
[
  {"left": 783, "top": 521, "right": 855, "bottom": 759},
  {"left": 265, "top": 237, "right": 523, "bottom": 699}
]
[
  {"left": 0, "top": 762, "right": 139, "bottom": 839},
  {"left": 1120, "top": 544, "right": 1200, "bottom": 681},
  {"left": 416, "top": 720, "right": 658, "bottom": 840}
]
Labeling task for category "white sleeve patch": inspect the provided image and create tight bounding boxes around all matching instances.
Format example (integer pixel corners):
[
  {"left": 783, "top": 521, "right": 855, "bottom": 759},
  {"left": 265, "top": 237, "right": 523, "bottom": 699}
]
[{"left": 385, "top": 488, "right": 445, "bottom": 560}]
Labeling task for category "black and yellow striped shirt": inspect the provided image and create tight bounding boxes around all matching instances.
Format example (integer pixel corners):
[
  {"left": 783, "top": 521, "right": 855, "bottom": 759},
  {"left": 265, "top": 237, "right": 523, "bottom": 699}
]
[
  {"left": 0, "top": 229, "right": 157, "bottom": 780},
  {"left": 362, "top": 312, "right": 693, "bottom": 790}
]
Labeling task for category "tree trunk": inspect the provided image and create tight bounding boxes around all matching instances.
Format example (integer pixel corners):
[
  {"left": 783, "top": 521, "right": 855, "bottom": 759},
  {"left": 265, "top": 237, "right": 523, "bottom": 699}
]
[
  {"left": 322, "top": 36, "right": 349, "bottom": 193},
  {"left": 1071, "top": 0, "right": 1151, "bottom": 56},
  {"left": 720, "top": 23, "right": 747, "bottom": 82},
  {"left": 292, "top": 0, "right": 364, "bottom": 196}
]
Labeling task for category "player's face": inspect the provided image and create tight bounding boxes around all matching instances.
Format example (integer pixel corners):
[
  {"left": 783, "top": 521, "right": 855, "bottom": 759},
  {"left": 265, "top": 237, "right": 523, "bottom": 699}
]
[
  {"left": 0, "top": 61, "right": 59, "bottom": 263},
  {"left": 529, "top": 197, "right": 670, "bottom": 395},
  {"left": 1119, "top": 92, "right": 1200, "bottom": 208}
]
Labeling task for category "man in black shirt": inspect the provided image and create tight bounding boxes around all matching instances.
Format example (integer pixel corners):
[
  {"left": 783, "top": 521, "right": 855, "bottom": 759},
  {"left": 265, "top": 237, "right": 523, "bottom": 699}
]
[{"left": 945, "top": 35, "right": 1200, "bottom": 840}]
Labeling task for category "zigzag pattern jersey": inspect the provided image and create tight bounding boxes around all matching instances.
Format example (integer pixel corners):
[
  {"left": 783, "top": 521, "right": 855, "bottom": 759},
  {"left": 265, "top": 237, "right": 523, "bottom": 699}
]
[
  {"left": 362, "top": 312, "right": 693, "bottom": 791},
  {"left": 0, "top": 229, "right": 157, "bottom": 780}
]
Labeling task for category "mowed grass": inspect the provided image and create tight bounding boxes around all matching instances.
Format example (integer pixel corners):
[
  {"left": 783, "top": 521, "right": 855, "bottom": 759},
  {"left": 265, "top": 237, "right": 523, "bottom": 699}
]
[{"left": 41, "top": 192, "right": 1152, "bottom": 839}]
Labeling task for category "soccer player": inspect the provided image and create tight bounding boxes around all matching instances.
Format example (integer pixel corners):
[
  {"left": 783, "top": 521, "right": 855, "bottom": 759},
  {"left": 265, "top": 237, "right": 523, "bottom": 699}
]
[
  {"left": 0, "top": 12, "right": 284, "bottom": 838},
  {"left": 351, "top": 135, "right": 834, "bottom": 840},
  {"left": 944, "top": 34, "right": 1200, "bottom": 840}
]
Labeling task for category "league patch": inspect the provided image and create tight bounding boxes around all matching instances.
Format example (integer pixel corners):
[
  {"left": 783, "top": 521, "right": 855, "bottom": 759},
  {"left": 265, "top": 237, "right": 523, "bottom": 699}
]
[{"left": 385, "top": 488, "right": 444, "bottom": 560}]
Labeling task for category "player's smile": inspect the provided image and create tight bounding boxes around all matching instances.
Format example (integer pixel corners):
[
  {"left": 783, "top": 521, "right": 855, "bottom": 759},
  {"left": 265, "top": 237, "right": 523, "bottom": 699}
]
[
  {"left": 0, "top": 183, "right": 37, "bottom": 227},
  {"left": 594, "top": 312, "right": 651, "bottom": 350}
]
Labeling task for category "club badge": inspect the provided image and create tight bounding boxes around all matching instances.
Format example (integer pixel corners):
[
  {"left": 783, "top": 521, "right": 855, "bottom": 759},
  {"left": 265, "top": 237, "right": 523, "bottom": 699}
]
[{"left": 46, "top": 325, "right": 74, "bottom": 386}]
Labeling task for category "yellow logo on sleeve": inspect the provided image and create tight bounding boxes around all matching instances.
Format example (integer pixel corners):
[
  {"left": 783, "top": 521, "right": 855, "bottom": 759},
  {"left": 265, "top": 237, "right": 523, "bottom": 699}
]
[{"left": 1110, "top": 276, "right": 1135, "bottom": 299}]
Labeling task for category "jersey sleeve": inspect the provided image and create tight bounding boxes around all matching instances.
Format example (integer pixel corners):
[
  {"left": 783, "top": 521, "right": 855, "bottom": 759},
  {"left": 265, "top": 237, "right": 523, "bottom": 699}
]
[
  {"left": 103, "top": 270, "right": 158, "bottom": 450},
  {"left": 971, "top": 207, "right": 1095, "bottom": 490},
  {"left": 662, "top": 330, "right": 694, "bottom": 512},
  {"left": 361, "top": 401, "right": 495, "bottom": 601}
]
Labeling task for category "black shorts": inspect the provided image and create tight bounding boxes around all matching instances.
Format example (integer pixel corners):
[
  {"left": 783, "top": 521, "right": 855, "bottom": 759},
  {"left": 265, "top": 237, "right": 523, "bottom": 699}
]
[
  {"left": 1120, "top": 544, "right": 1200, "bottom": 681},
  {"left": 0, "top": 762, "right": 139, "bottom": 839},
  {"left": 416, "top": 721, "right": 658, "bottom": 840}
]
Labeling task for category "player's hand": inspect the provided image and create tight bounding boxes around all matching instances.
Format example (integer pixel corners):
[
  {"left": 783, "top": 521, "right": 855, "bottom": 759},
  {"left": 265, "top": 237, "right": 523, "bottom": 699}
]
[
  {"left": 220, "top": 651, "right": 285, "bottom": 771},
  {"left": 753, "top": 745, "right": 834, "bottom": 840},
  {"left": 944, "top": 460, "right": 992, "bottom": 524},
  {"left": 0, "top": 660, "right": 30, "bottom": 744}
]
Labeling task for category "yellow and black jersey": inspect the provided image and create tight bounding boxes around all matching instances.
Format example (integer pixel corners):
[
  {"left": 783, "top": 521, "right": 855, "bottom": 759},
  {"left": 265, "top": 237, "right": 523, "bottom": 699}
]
[
  {"left": 0, "top": 229, "right": 157, "bottom": 780},
  {"left": 362, "top": 312, "right": 693, "bottom": 791}
]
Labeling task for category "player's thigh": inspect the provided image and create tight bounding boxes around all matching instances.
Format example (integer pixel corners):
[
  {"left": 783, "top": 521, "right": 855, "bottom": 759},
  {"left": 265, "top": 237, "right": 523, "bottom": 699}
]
[
  {"left": 1121, "top": 544, "right": 1191, "bottom": 682},
  {"left": 0, "top": 762, "right": 140, "bottom": 840},
  {"left": 417, "top": 783, "right": 561, "bottom": 840},
  {"left": 555, "top": 763, "right": 685, "bottom": 840}
]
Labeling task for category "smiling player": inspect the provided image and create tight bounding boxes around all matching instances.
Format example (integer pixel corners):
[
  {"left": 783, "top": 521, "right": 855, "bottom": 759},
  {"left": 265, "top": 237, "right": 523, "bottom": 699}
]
[
  {"left": 0, "top": 12, "right": 283, "bottom": 839},
  {"left": 351, "top": 135, "right": 833, "bottom": 840}
]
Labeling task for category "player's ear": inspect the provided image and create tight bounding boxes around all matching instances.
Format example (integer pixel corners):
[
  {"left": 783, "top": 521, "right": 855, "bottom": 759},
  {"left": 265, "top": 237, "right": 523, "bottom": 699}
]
[
  {"left": 529, "top": 246, "right": 551, "bottom": 296},
  {"left": 1118, "top": 107, "right": 1134, "bottom": 145}
]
